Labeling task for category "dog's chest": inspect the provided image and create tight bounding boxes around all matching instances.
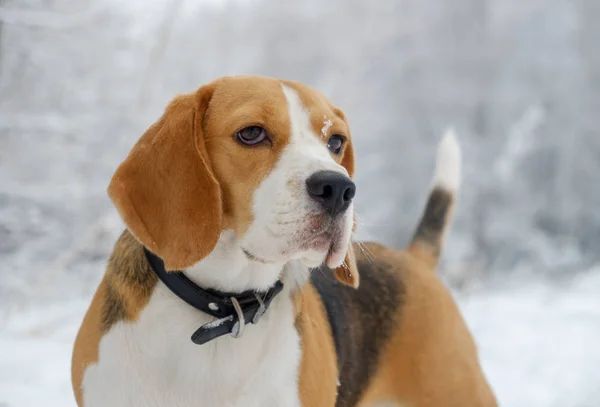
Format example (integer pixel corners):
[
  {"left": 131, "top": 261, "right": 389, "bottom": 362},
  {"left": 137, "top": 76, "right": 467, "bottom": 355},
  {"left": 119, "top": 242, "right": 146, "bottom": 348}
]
[{"left": 82, "top": 284, "right": 302, "bottom": 407}]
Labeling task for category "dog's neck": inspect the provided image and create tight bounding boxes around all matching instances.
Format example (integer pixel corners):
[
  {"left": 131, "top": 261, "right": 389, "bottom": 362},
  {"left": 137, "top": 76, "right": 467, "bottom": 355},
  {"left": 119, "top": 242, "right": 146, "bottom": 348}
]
[{"left": 185, "top": 230, "right": 310, "bottom": 293}]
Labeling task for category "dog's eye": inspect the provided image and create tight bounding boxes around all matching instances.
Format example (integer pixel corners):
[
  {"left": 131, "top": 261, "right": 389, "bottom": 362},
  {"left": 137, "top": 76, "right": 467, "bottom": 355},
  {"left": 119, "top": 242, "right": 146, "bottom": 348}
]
[
  {"left": 237, "top": 126, "right": 267, "bottom": 145},
  {"left": 327, "top": 134, "right": 345, "bottom": 154}
]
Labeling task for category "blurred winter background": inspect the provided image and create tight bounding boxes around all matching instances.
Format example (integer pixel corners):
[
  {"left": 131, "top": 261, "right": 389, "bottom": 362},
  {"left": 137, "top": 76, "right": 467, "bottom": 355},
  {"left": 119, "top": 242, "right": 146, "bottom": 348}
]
[{"left": 1, "top": 0, "right": 600, "bottom": 405}]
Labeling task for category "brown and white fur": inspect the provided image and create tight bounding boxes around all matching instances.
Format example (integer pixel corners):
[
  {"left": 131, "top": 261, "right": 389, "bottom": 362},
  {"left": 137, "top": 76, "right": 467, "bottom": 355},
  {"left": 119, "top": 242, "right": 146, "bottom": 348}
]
[{"left": 71, "top": 75, "right": 497, "bottom": 407}]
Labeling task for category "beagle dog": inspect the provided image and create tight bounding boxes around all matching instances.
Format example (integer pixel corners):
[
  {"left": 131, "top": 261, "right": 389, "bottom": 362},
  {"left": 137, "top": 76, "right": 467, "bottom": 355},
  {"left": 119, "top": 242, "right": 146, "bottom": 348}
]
[{"left": 71, "top": 75, "right": 497, "bottom": 407}]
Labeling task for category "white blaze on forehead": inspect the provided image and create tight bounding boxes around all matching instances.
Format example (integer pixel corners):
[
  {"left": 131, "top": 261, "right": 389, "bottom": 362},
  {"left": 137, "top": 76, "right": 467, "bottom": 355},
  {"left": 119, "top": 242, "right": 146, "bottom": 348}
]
[{"left": 280, "top": 84, "right": 346, "bottom": 173}]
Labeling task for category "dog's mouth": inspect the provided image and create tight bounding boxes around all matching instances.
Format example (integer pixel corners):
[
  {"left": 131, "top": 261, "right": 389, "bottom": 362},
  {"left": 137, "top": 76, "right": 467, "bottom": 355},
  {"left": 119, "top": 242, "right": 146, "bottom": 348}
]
[
  {"left": 297, "top": 215, "right": 350, "bottom": 266},
  {"left": 299, "top": 232, "right": 335, "bottom": 252},
  {"left": 242, "top": 212, "right": 352, "bottom": 267}
]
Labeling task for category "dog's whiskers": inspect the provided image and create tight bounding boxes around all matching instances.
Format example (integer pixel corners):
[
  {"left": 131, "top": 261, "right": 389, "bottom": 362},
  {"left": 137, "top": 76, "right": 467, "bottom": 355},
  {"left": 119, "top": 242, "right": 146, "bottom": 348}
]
[{"left": 356, "top": 241, "right": 374, "bottom": 264}]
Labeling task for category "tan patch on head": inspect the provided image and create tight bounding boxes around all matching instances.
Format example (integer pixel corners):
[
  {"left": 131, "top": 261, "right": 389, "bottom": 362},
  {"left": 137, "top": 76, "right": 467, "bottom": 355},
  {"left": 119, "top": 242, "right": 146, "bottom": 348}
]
[
  {"left": 202, "top": 76, "right": 293, "bottom": 235},
  {"left": 204, "top": 77, "right": 356, "bottom": 239}
]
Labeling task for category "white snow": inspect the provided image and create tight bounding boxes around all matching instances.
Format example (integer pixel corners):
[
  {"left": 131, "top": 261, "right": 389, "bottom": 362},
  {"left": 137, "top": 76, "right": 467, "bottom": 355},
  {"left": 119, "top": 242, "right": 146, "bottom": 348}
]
[
  {"left": 0, "top": 300, "right": 89, "bottom": 407},
  {"left": 458, "top": 269, "right": 600, "bottom": 407},
  {"left": 201, "top": 314, "right": 234, "bottom": 329},
  {"left": 321, "top": 115, "right": 333, "bottom": 139}
]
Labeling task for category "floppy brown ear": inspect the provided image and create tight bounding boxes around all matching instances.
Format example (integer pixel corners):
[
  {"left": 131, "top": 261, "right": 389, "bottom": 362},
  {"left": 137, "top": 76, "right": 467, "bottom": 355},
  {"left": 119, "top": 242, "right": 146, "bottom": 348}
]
[{"left": 108, "top": 84, "right": 221, "bottom": 270}]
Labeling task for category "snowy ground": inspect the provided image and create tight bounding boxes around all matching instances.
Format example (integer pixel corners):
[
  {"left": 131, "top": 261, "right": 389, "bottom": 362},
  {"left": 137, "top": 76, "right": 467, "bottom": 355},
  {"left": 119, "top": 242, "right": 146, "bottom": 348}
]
[
  {"left": 2, "top": 269, "right": 600, "bottom": 407},
  {"left": 461, "top": 271, "right": 600, "bottom": 407},
  {"left": 2, "top": 0, "right": 600, "bottom": 405}
]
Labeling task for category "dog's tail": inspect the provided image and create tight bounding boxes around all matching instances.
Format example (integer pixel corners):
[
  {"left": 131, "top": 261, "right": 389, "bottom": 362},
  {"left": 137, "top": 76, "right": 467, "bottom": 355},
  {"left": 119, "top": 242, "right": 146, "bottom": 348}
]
[{"left": 408, "top": 128, "right": 461, "bottom": 269}]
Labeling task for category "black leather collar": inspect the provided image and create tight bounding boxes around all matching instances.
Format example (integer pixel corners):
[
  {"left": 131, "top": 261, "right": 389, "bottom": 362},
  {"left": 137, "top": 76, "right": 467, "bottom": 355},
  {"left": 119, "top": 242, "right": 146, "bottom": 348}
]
[{"left": 144, "top": 248, "right": 284, "bottom": 345}]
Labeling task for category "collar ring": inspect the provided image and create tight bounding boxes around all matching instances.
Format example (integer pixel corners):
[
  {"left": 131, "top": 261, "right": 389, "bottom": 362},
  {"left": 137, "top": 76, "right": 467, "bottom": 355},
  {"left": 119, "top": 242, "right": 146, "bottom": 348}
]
[{"left": 229, "top": 297, "right": 246, "bottom": 338}]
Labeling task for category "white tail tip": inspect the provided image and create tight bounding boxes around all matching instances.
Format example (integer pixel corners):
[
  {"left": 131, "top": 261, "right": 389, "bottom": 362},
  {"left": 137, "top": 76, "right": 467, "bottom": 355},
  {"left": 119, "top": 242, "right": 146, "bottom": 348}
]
[{"left": 432, "top": 127, "right": 461, "bottom": 192}]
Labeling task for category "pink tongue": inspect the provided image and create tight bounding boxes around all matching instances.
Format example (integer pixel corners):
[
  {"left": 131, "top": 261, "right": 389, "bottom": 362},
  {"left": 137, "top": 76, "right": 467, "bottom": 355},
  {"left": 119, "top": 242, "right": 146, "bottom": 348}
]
[{"left": 326, "top": 247, "right": 345, "bottom": 269}]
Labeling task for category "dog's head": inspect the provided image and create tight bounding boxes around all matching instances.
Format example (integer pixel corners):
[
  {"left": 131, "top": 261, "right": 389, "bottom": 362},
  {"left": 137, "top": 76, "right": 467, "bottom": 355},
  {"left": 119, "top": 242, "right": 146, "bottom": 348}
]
[{"left": 108, "top": 76, "right": 358, "bottom": 287}]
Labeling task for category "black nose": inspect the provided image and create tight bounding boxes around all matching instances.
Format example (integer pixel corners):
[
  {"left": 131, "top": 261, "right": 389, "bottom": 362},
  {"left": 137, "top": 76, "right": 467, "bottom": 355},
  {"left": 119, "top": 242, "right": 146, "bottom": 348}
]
[{"left": 306, "top": 171, "right": 356, "bottom": 215}]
